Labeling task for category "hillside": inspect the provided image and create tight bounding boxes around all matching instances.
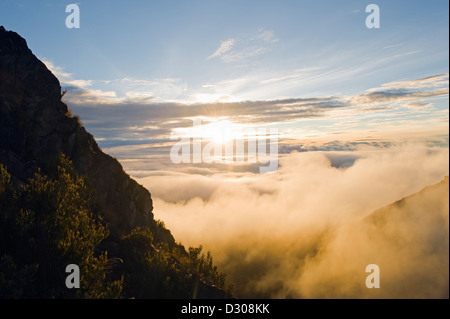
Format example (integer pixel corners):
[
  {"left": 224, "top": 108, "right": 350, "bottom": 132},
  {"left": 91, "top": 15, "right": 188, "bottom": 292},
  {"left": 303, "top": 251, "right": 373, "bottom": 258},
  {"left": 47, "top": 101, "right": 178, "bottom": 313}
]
[
  {"left": 300, "top": 175, "right": 449, "bottom": 298},
  {"left": 0, "top": 26, "right": 230, "bottom": 299}
]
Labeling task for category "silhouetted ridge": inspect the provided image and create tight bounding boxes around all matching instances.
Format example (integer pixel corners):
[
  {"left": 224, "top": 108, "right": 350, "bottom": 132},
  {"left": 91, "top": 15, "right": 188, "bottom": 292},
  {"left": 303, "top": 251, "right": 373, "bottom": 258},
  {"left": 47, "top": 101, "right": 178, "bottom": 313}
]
[
  {"left": 0, "top": 26, "right": 230, "bottom": 298},
  {"left": 0, "top": 26, "right": 153, "bottom": 236}
]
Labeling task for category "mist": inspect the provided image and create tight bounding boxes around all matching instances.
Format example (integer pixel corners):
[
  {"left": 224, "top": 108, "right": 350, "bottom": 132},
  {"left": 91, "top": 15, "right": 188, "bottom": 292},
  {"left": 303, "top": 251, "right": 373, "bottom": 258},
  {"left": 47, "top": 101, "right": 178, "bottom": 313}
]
[{"left": 137, "top": 143, "right": 449, "bottom": 298}]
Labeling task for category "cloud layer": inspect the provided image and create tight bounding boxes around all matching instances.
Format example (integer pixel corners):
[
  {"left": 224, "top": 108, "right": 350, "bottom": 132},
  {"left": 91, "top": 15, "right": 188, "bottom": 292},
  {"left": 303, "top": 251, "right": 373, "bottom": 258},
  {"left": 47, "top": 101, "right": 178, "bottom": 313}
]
[
  {"left": 60, "top": 72, "right": 448, "bottom": 144},
  {"left": 138, "top": 144, "right": 449, "bottom": 298},
  {"left": 40, "top": 56, "right": 448, "bottom": 160}
]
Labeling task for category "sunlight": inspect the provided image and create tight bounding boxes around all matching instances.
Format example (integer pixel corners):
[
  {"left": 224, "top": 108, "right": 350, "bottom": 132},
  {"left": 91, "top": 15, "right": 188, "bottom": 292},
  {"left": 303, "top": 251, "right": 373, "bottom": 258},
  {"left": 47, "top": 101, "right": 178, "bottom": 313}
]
[
  {"left": 170, "top": 118, "right": 248, "bottom": 145},
  {"left": 200, "top": 120, "right": 245, "bottom": 145}
]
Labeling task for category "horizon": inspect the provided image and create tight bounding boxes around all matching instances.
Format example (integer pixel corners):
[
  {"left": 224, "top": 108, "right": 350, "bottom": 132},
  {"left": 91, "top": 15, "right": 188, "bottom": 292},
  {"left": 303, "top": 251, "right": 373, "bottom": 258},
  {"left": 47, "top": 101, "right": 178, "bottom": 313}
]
[
  {"left": 0, "top": 0, "right": 449, "bottom": 299},
  {"left": 0, "top": 1, "right": 448, "bottom": 165}
]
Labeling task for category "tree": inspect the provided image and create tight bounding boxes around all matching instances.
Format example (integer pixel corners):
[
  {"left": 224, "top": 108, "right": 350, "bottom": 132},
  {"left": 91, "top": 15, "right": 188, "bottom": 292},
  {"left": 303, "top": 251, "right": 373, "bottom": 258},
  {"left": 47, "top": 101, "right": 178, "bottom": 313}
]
[
  {"left": 1, "top": 154, "right": 230, "bottom": 298},
  {"left": 0, "top": 155, "right": 123, "bottom": 298}
]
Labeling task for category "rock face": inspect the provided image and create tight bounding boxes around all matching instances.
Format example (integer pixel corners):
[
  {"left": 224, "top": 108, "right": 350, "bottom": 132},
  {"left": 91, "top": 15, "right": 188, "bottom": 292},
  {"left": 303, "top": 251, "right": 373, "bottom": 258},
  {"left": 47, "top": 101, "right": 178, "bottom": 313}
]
[
  {"left": 0, "top": 27, "right": 231, "bottom": 299},
  {"left": 0, "top": 26, "right": 153, "bottom": 236}
]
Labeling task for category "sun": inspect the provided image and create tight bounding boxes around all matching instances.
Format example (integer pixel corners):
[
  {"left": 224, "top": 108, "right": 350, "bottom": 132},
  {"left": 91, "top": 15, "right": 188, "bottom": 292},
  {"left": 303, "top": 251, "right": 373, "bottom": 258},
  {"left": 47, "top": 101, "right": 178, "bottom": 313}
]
[
  {"left": 170, "top": 118, "right": 247, "bottom": 147},
  {"left": 200, "top": 120, "right": 244, "bottom": 145}
]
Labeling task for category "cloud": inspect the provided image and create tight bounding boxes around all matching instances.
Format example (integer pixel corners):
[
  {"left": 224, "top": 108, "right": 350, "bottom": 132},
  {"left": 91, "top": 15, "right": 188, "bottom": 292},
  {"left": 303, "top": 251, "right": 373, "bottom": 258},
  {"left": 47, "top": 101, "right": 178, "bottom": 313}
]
[
  {"left": 62, "top": 87, "right": 118, "bottom": 104},
  {"left": 55, "top": 70, "right": 448, "bottom": 162},
  {"left": 138, "top": 144, "right": 449, "bottom": 298},
  {"left": 220, "top": 46, "right": 269, "bottom": 63},
  {"left": 403, "top": 102, "right": 433, "bottom": 109},
  {"left": 99, "top": 77, "right": 187, "bottom": 102},
  {"left": 67, "top": 95, "right": 345, "bottom": 133},
  {"left": 42, "top": 60, "right": 186, "bottom": 103},
  {"left": 349, "top": 88, "right": 449, "bottom": 107},
  {"left": 207, "top": 39, "right": 236, "bottom": 60},
  {"left": 259, "top": 67, "right": 323, "bottom": 85},
  {"left": 344, "top": 73, "right": 449, "bottom": 111},
  {"left": 253, "top": 29, "right": 279, "bottom": 44},
  {"left": 371, "top": 73, "right": 449, "bottom": 91},
  {"left": 41, "top": 59, "right": 71, "bottom": 80},
  {"left": 208, "top": 29, "right": 279, "bottom": 63},
  {"left": 302, "top": 176, "right": 449, "bottom": 298},
  {"left": 42, "top": 59, "right": 93, "bottom": 89}
]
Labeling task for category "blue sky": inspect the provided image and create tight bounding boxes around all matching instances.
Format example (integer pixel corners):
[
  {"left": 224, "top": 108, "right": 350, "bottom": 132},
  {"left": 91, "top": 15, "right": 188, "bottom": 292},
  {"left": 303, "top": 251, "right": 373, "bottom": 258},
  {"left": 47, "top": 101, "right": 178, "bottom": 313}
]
[
  {"left": 1, "top": 0, "right": 448, "bottom": 98},
  {"left": 1, "top": 0, "right": 449, "bottom": 174}
]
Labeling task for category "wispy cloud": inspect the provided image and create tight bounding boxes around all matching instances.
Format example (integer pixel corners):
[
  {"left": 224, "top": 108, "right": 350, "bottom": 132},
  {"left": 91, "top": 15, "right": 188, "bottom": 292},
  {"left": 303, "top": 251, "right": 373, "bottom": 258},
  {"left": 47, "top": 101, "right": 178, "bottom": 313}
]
[
  {"left": 349, "top": 88, "right": 449, "bottom": 107},
  {"left": 42, "top": 59, "right": 93, "bottom": 89},
  {"left": 100, "top": 77, "right": 187, "bottom": 102},
  {"left": 207, "top": 29, "right": 279, "bottom": 63},
  {"left": 253, "top": 29, "right": 279, "bottom": 43},
  {"left": 348, "top": 73, "right": 449, "bottom": 107},
  {"left": 207, "top": 38, "right": 236, "bottom": 60},
  {"left": 259, "top": 67, "right": 324, "bottom": 85},
  {"left": 370, "top": 73, "right": 449, "bottom": 90}
]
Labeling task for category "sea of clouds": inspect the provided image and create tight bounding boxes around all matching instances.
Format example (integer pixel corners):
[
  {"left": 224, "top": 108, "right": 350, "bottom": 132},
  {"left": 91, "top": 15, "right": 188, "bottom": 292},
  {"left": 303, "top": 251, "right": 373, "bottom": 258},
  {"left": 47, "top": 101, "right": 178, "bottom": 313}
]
[{"left": 137, "top": 143, "right": 449, "bottom": 298}]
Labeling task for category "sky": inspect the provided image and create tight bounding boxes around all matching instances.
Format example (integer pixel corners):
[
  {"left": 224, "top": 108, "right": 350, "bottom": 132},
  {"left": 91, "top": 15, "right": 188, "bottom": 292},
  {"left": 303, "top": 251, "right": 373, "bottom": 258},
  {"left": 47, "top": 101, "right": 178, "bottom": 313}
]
[
  {"left": 1, "top": 1, "right": 448, "bottom": 98},
  {"left": 1, "top": 1, "right": 449, "bottom": 298},
  {"left": 1, "top": 1, "right": 448, "bottom": 159}
]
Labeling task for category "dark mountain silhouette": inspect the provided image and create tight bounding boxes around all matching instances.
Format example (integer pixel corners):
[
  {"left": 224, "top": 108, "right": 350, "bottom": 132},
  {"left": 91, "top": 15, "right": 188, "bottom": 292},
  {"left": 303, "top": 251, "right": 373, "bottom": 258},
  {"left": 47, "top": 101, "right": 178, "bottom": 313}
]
[
  {"left": 0, "top": 26, "right": 230, "bottom": 298},
  {"left": 0, "top": 25, "right": 152, "bottom": 236}
]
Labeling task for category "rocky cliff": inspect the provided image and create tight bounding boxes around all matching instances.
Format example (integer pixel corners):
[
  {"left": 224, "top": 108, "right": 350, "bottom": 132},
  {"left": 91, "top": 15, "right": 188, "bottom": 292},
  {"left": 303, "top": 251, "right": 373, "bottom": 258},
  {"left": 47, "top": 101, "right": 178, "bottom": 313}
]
[
  {"left": 0, "top": 26, "right": 230, "bottom": 298},
  {"left": 0, "top": 25, "right": 155, "bottom": 236}
]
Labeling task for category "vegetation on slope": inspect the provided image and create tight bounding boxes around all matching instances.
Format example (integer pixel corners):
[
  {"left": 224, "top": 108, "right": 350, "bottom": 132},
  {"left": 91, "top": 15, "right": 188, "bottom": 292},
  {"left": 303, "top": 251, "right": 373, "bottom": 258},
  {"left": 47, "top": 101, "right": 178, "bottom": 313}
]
[{"left": 0, "top": 154, "right": 231, "bottom": 298}]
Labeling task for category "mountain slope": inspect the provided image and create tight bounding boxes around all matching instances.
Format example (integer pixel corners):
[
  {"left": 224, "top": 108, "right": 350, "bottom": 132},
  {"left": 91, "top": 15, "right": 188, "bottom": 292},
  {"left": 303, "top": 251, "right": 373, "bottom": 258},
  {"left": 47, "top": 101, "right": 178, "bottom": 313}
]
[
  {"left": 299, "top": 175, "right": 449, "bottom": 298},
  {"left": 362, "top": 176, "right": 449, "bottom": 297},
  {"left": 0, "top": 26, "right": 229, "bottom": 299},
  {"left": 0, "top": 25, "right": 153, "bottom": 236}
]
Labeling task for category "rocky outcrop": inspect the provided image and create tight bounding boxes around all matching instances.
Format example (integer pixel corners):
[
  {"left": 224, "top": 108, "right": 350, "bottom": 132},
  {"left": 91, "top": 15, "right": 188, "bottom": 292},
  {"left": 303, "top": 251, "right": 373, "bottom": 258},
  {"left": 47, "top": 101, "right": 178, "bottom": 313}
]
[
  {"left": 0, "top": 25, "right": 153, "bottom": 236},
  {"left": 0, "top": 26, "right": 231, "bottom": 299}
]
